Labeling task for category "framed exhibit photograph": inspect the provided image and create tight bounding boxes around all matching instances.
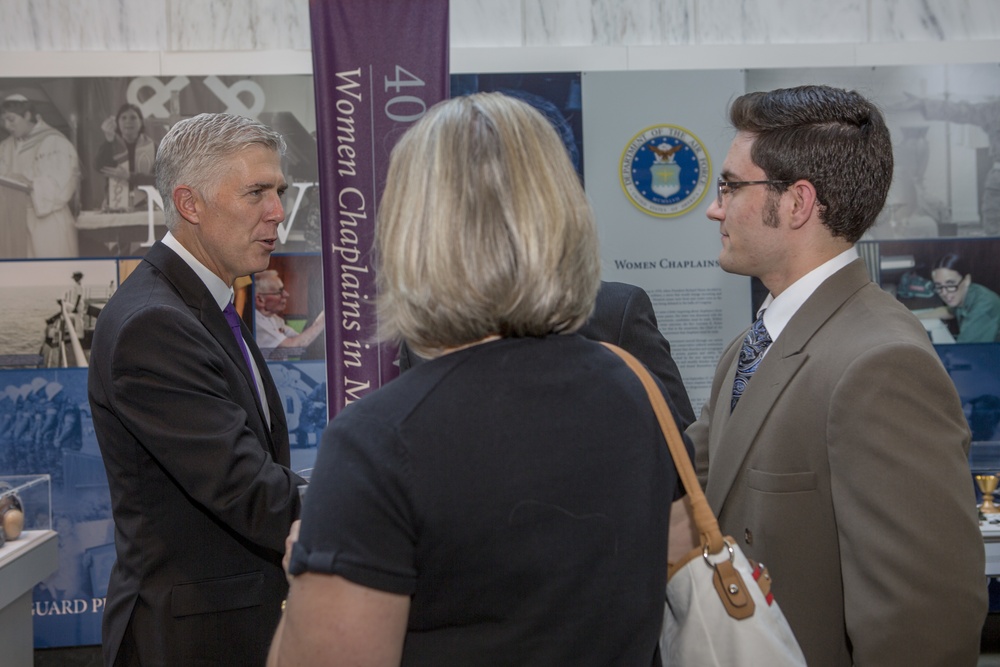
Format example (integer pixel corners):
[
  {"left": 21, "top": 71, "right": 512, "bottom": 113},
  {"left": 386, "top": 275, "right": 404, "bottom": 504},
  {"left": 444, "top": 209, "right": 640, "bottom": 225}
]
[
  {"left": 862, "top": 237, "right": 1000, "bottom": 345},
  {"left": 0, "top": 259, "right": 117, "bottom": 370}
]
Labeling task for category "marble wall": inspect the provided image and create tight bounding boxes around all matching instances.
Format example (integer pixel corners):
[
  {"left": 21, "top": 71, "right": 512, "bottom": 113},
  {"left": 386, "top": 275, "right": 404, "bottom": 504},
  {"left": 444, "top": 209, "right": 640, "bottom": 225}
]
[{"left": 2, "top": 0, "right": 1000, "bottom": 55}]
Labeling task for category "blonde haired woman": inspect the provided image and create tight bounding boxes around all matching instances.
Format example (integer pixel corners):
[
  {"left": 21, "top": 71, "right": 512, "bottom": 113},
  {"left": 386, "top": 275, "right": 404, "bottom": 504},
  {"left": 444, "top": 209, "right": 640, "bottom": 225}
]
[{"left": 269, "top": 93, "right": 684, "bottom": 667}]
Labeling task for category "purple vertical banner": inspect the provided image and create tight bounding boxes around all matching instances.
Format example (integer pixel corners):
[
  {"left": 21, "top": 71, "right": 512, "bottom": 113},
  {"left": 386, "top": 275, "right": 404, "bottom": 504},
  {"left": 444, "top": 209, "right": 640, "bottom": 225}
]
[{"left": 309, "top": 0, "right": 449, "bottom": 417}]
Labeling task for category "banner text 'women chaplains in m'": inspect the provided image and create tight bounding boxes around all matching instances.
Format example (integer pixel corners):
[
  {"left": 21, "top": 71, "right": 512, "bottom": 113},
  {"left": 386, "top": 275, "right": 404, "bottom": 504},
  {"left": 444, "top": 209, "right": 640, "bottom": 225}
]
[{"left": 309, "top": 0, "right": 449, "bottom": 417}]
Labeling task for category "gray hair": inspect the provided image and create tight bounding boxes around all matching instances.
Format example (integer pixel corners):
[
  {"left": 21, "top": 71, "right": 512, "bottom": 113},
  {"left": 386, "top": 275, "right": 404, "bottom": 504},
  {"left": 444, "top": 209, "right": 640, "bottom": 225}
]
[
  {"left": 155, "top": 113, "right": 286, "bottom": 230},
  {"left": 254, "top": 269, "right": 282, "bottom": 294}
]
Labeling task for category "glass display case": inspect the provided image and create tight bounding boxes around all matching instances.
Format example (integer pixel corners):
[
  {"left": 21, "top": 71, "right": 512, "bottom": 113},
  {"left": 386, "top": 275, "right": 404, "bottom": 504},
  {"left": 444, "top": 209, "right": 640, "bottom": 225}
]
[
  {"left": 0, "top": 474, "right": 57, "bottom": 667},
  {"left": 970, "top": 444, "right": 1000, "bottom": 576},
  {"left": 970, "top": 442, "right": 1000, "bottom": 475},
  {"left": 0, "top": 474, "right": 51, "bottom": 547}
]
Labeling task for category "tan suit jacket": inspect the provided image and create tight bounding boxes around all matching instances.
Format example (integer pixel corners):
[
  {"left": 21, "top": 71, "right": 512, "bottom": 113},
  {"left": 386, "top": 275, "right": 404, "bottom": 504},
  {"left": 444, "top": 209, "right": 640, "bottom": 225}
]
[{"left": 688, "top": 259, "right": 986, "bottom": 666}]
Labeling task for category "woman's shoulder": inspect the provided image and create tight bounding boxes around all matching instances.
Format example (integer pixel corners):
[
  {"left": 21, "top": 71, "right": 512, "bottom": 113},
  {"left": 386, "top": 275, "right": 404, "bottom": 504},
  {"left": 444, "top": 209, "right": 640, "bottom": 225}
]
[{"left": 974, "top": 282, "right": 1000, "bottom": 304}]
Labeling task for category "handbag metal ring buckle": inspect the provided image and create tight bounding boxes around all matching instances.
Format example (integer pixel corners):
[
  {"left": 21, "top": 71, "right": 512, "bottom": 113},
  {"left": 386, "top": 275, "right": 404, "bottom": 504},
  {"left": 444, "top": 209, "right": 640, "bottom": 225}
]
[{"left": 702, "top": 538, "right": 736, "bottom": 567}]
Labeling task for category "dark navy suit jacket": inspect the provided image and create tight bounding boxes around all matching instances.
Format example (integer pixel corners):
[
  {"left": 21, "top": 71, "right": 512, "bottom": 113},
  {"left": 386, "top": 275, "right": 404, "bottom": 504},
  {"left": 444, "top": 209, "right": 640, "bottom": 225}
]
[{"left": 88, "top": 241, "right": 303, "bottom": 667}]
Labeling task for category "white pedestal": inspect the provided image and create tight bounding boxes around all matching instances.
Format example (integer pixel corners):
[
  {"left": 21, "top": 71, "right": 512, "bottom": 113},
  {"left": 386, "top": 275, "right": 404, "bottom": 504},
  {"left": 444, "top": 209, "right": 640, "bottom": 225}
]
[{"left": 0, "top": 530, "right": 58, "bottom": 667}]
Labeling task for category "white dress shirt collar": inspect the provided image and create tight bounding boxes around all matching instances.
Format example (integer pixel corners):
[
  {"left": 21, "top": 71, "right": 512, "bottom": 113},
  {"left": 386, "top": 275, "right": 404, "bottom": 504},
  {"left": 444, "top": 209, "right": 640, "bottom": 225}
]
[
  {"left": 161, "top": 231, "right": 234, "bottom": 311},
  {"left": 758, "top": 246, "right": 859, "bottom": 343}
]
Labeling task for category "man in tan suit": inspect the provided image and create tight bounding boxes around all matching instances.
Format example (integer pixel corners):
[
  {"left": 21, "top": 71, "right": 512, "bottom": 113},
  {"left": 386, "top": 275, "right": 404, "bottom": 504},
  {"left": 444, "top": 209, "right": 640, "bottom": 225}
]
[{"left": 688, "top": 84, "right": 986, "bottom": 666}]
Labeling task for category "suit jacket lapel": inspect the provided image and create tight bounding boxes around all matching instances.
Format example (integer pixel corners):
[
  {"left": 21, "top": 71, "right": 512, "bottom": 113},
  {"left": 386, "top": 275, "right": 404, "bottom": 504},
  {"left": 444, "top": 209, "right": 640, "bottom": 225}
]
[
  {"left": 198, "top": 304, "right": 275, "bottom": 441},
  {"left": 143, "top": 242, "right": 278, "bottom": 457},
  {"left": 245, "top": 329, "right": 288, "bottom": 463},
  {"left": 705, "top": 259, "right": 872, "bottom": 512},
  {"left": 706, "top": 338, "right": 809, "bottom": 512}
]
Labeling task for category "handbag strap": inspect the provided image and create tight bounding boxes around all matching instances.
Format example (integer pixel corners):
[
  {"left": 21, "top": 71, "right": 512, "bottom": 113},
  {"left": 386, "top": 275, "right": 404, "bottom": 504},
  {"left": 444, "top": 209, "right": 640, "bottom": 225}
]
[{"left": 602, "top": 342, "right": 725, "bottom": 555}]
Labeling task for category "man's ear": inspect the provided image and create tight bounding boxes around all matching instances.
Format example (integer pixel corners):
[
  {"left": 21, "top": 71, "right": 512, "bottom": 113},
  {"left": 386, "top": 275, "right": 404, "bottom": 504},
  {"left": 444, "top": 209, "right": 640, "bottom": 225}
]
[
  {"left": 786, "top": 180, "right": 818, "bottom": 230},
  {"left": 173, "top": 186, "right": 201, "bottom": 224}
]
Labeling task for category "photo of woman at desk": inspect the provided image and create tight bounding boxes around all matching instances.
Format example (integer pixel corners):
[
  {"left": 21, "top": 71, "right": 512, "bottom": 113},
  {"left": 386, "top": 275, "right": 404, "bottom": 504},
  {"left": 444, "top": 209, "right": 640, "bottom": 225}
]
[{"left": 924, "top": 252, "right": 1000, "bottom": 343}]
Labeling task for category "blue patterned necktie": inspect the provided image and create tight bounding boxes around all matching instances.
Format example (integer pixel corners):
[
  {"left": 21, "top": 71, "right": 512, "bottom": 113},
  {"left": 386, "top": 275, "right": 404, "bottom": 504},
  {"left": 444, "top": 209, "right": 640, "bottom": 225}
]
[
  {"left": 223, "top": 302, "right": 260, "bottom": 401},
  {"left": 731, "top": 311, "right": 771, "bottom": 412}
]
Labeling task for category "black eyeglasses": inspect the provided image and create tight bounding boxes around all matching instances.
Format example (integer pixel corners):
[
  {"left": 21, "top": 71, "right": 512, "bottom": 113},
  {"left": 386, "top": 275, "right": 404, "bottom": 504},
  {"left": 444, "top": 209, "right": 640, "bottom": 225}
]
[
  {"left": 933, "top": 282, "right": 963, "bottom": 294},
  {"left": 257, "top": 289, "right": 288, "bottom": 296},
  {"left": 716, "top": 179, "right": 791, "bottom": 207}
]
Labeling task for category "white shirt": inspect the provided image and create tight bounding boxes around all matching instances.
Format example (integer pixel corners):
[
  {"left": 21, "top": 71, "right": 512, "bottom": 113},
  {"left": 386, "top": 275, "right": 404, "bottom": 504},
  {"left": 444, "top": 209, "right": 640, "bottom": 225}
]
[
  {"left": 254, "top": 311, "right": 291, "bottom": 351},
  {"left": 757, "top": 247, "right": 860, "bottom": 357}
]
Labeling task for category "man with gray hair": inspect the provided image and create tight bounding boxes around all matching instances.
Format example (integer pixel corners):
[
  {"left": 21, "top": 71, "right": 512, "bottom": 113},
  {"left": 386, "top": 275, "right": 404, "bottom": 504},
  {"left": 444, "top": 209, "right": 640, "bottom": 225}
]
[
  {"left": 88, "top": 113, "right": 305, "bottom": 667},
  {"left": 253, "top": 268, "right": 326, "bottom": 360}
]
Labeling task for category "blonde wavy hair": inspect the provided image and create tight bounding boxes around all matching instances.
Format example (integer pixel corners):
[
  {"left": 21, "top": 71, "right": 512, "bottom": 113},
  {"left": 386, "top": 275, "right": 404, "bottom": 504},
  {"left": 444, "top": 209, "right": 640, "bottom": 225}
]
[{"left": 376, "top": 92, "right": 600, "bottom": 359}]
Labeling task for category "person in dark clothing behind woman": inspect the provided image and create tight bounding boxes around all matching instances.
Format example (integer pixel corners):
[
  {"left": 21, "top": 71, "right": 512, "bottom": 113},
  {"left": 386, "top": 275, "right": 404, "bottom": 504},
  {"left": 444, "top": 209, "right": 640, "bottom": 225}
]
[
  {"left": 398, "top": 279, "right": 696, "bottom": 429},
  {"left": 268, "top": 92, "right": 686, "bottom": 667}
]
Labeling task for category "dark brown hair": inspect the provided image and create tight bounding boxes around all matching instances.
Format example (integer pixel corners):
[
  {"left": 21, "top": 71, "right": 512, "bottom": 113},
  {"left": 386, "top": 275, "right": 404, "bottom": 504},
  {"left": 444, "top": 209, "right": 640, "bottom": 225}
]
[{"left": 729, "top": 85, "right": 893, "bottom": 243}]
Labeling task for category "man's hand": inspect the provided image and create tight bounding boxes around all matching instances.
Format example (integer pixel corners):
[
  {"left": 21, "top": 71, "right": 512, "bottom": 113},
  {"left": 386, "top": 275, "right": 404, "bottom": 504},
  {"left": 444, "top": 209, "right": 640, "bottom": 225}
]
[
  {"left": 668, "top": 496, "right": 699, "bottom": 565},
  {"left": 283, "top": 519, "right": 301, "bottom": 583}
]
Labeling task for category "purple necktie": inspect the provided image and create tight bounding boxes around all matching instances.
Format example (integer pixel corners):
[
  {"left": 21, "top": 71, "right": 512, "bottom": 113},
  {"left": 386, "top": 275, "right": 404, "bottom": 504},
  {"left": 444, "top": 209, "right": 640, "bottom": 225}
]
[{"left": 223, "top": 302, "right": 260, "bottom": 401}]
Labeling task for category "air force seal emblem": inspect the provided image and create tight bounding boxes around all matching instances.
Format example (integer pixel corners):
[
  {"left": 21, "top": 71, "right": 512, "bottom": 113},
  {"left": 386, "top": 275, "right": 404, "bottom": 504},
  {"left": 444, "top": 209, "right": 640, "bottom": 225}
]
[{"left": 620, "top": 124, "right": 711, "bottom": 218}]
